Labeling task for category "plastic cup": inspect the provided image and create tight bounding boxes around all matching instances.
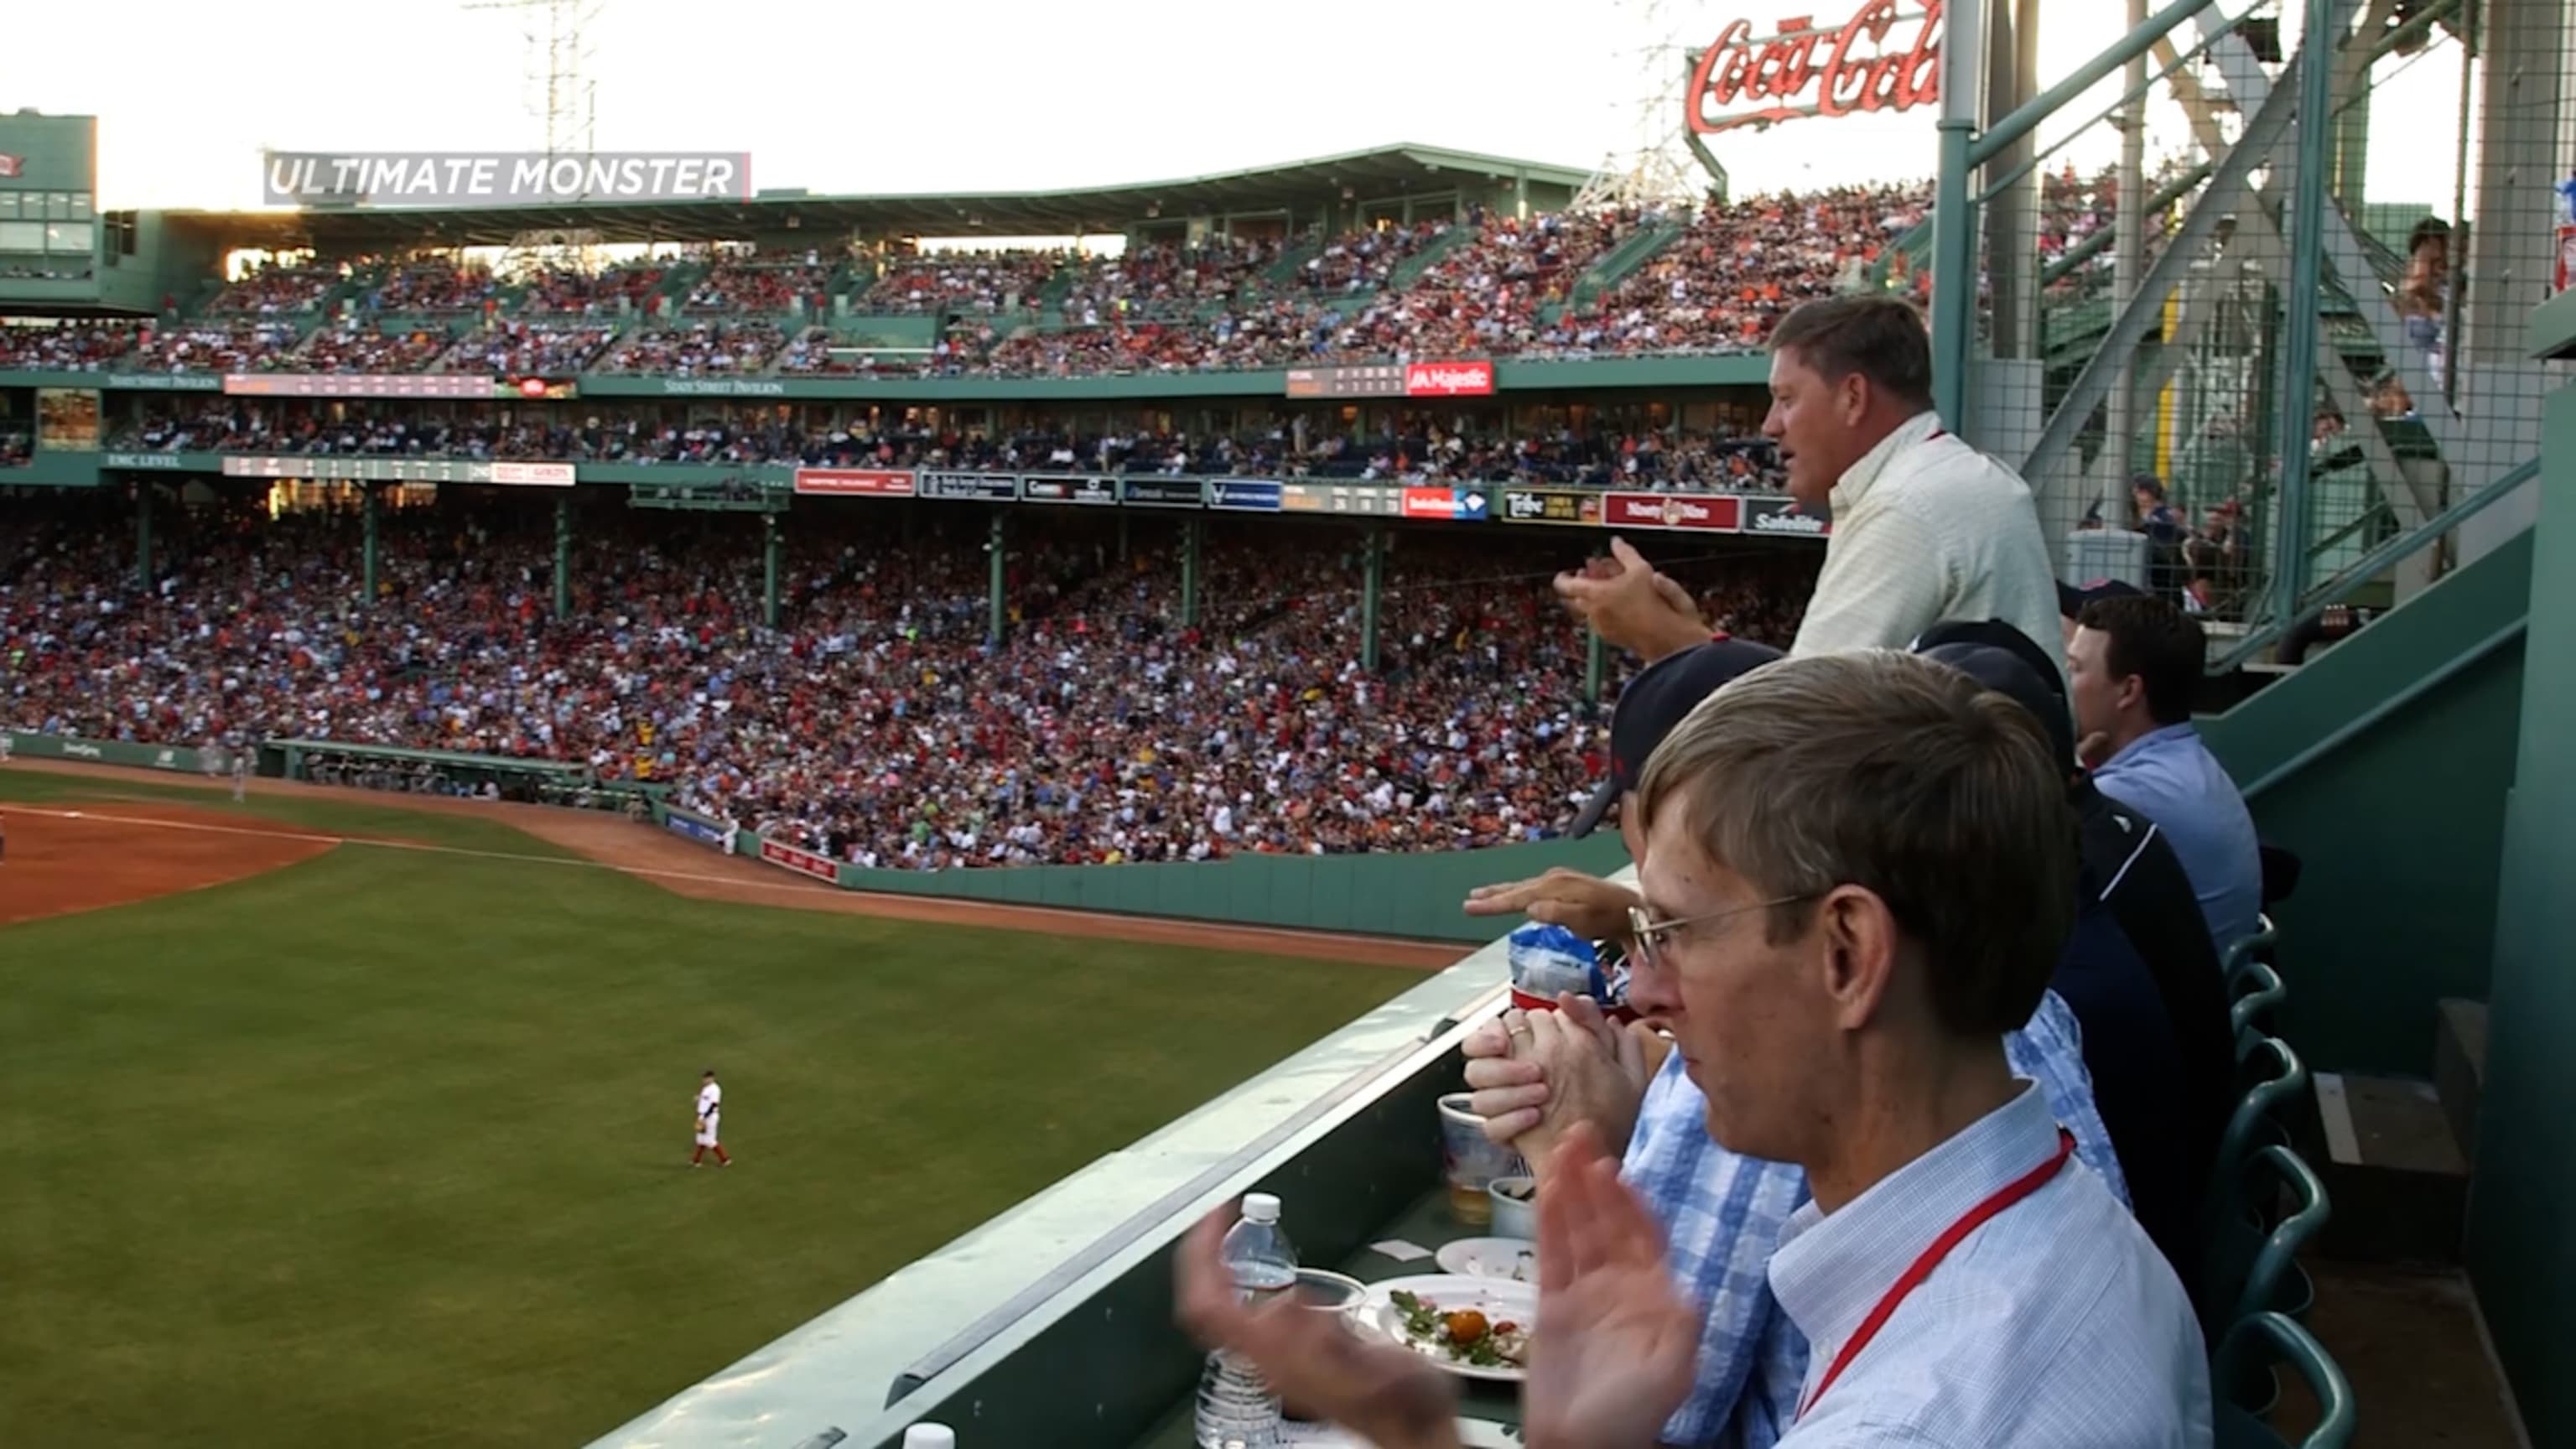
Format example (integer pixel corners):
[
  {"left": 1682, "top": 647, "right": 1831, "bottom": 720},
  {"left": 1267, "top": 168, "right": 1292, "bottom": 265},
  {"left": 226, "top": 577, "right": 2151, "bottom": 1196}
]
[{"left": 1438, "top": 1092, "right": 1517, "bottom": 1226}]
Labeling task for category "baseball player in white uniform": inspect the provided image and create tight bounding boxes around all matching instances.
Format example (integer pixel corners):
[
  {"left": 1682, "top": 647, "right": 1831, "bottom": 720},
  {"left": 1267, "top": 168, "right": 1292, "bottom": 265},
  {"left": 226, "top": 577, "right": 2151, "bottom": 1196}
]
[
  {"left": 231, "top": 748, "right": 250, "bottom": 802},
  {"left": 691, "top": 1068, "right": 731, "bottom": 1167}
]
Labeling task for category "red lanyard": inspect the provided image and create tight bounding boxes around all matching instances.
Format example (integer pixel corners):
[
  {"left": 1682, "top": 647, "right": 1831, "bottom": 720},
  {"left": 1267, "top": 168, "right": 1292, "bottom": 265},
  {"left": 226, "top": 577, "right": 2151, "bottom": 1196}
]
[{"left": 1795, "top": 1127, "right": 2076, "bottom": 1422}]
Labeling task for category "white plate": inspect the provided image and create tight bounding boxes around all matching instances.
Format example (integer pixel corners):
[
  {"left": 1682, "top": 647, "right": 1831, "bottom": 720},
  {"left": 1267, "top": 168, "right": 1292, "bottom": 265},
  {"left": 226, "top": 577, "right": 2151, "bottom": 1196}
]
[
  {"left": 1357, "top": 1273, "right": 1537, "bottom": 1383},
  {"left": 1435, "top": 1237, "right": 1539, "bottom": 1284}
]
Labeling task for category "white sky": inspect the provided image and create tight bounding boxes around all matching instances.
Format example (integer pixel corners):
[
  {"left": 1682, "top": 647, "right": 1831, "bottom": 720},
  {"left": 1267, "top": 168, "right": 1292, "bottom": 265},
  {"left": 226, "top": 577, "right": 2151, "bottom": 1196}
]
[{"left": 0, "top": 0, "right": 2473, "bottom": 221}]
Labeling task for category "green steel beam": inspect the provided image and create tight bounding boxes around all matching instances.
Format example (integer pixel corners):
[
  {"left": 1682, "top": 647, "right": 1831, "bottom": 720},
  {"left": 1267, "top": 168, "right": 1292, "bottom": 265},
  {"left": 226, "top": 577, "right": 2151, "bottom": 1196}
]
[
  {"left": 987, "top": 511, "right": 1006, "bottom": 643},
  {"left": 1928, "top": 0, "right": 1985, "bottom": 428},
  {"left": 2268, "top": 0, "right": 2344, "bottom": 634},
  {"left": 1973, "top": 5, "right": 2253, "bottom": 207},
  {"left": 2214, "top": 454, "right": 2538, "bottom": 673},
  {"left": 2038, "top": 158, "right": 2218, "bottom": 288},
  {"left": 2022, "top": 65, "right": 2298, "bottom": 490},
  {"left": 1968, "top": 0, "right": 2220, "bottom": 168},
  {"left": 553, "top": 494, "right": 573, "bottom": 621},
  {"left": 134, "top": 486, "right": 150, "bottom": 590},
  {"left": 361, "top": 483, "right": 378, "bottom": 608}
]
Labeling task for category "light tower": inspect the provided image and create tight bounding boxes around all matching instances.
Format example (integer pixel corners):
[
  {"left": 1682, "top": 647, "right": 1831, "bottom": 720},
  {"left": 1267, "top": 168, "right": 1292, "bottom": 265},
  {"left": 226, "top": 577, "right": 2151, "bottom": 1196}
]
[
  {"left": 460, "top": 0, "right": 605, "bottom": 277},
  {"left": 1573, "top": 0, "right": 1724, "bottom": 214}
]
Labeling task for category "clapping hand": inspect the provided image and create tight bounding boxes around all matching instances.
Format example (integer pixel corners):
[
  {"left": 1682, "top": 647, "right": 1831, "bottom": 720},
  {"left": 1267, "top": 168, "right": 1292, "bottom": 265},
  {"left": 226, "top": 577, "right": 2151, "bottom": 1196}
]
[
  {"left": 1520, "top": 1124, "right": 1701, "bottom": 1449},
  {"left": 1554, "top": 538, "right": 1710, "bottom": 663}
]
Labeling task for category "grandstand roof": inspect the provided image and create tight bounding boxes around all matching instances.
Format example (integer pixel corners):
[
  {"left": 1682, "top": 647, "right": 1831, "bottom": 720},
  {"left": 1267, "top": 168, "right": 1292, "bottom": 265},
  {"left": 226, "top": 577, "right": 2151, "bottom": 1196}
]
[{"left": 182, "top": 143, "right": 1595, "bottom": 250}]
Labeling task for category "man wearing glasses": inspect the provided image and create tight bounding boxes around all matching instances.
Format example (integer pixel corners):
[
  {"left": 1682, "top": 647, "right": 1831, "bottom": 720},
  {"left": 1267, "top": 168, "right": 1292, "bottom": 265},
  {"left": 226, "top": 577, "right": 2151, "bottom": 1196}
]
[
  {"left": 1177, "top": 652, "right": 2208, "bottom": 1448},
  {"left": 1460, "top": 639, "right": 2124, "bottom": 1446}
]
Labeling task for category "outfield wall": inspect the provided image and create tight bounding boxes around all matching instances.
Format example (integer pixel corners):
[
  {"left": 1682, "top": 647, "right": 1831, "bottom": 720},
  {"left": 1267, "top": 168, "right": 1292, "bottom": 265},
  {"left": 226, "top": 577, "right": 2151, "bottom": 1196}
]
[
  {"left": 0, "top": 729, "right": 217, "bottom": 774},
  {"left": 658, "top": 802, "right": 1626, "bottom": 943}
]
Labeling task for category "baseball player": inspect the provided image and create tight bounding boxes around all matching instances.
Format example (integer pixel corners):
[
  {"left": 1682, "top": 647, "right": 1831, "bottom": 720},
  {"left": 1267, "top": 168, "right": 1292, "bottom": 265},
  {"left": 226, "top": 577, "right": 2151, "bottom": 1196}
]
[
  {"left": 691, "top": 1068, "right": 731, "bottom": 1167},
  {"left": 231, "top": 746, "right": 250, "bottom": 803}
]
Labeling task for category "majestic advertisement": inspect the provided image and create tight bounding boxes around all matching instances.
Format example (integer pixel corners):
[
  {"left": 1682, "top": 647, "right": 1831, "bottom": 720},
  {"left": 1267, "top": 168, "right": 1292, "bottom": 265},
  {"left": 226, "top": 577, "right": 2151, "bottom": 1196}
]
[
  {"left": 1500, "top": 488, "right": 1607, "bottom": 527},
  {"left": 1685, "top": 0, "right": 1944, "bottom": 135},
  {"left": 1020, "top": 475, "right": 1119, "bottom": 505},
  {"left": 792, "top": 468, "right": 915, "bottom": 497},
  {"left": 918, "top": 471, "right": 1018, "bottom": 501},
  {"left": 1285, "top": 359, "right": 1498, "bottom": 399},
  {"left": 1601, "top": 491, "right": 1745, "bottom": 532},
  {"left": 1208, "top": 480, "right": 1284, "bottom": 512},
  {"left": 1401, "top": 360, "right": 1495, "bottom": 397},
  {"left": 1741, "top": 496, "right": 1833, "bottom": 538}
]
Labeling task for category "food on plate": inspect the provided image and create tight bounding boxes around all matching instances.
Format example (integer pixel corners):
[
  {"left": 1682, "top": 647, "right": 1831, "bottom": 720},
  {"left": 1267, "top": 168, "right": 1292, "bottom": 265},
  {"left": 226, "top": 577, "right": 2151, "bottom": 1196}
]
[{"left": 1388, "top": 1289, "right": 1531, "bottom": 1368}]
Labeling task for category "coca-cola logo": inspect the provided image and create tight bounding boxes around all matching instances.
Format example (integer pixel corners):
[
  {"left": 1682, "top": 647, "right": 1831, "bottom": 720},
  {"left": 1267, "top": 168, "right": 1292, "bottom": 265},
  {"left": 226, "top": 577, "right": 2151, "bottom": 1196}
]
[
  {"left": 1403, "top": 361, "right": 1495, "bottom": 397},
  {"left": 1686, "top": 0, "right": 1943, "bottom": 135}
]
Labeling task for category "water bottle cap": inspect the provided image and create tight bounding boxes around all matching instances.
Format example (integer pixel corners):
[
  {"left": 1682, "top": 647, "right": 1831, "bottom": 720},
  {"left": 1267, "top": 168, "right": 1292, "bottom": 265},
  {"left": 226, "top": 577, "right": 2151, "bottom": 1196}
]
[
  {"left": 1240, "top": 1192, "right": 1281, "bottom": 1223},
  {"left": 902, "top": 1426, "right": 956, "bottom": 1449}
]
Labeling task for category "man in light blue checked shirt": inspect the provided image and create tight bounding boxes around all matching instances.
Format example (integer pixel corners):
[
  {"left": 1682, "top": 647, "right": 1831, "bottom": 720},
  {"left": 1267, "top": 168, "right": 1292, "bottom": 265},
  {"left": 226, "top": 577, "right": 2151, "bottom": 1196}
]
[{"left": 1464, "top": 639, "right": 2129, "bottom": 1446}]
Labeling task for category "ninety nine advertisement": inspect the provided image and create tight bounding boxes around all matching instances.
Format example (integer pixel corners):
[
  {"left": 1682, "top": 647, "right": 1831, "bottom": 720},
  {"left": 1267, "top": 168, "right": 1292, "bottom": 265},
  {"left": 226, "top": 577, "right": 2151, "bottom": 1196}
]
[
  {"left": 757, "top": 838, "right": 839, "bottom": 884},
  {"left": 1602, "top": 491, "right": 1746, "bottom": 532}
]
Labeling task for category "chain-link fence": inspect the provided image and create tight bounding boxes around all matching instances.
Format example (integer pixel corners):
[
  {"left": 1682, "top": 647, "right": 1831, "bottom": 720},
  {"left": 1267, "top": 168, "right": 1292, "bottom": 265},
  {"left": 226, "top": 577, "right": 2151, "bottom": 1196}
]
[{"left": 1924, "top": 0, "right": 2568, "bottom": 662}]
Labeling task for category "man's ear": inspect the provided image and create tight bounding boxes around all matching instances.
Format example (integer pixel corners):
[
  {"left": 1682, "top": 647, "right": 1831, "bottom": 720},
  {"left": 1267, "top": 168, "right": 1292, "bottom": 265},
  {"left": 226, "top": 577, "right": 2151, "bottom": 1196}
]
[
  {"left": 1837, "top": 371, "right": 1872, "bottom": 428},
  {"left": 1815, "top": 884, "right": 1900, "bottom": 1032}
]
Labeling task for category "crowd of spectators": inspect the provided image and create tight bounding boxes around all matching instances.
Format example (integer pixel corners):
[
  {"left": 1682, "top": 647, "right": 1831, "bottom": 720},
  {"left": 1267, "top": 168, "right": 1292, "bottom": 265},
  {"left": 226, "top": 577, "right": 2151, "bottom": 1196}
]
[
  {"left": 88, "top": 402, "right": 1785, "bottom": 492},
  {"left": 596, "top": 322, "right": 788, "bottom": 376},
  {"left": 679, "top": 248, "right": 836, "bottom": 314},
  {"left": 300, "top": 320, "right": 457, "bottom": 374},
  {"left": 205, "top": 260, "right": 347, "bottom": 317},
  {"left": 444, "top": 319, "right": 621, "bottom": 377},
  {"left": 362, "top": 259, "right": 501, "bottom": 314},
  {"left": 0, "top": 172, "right": 2187, "bottom": 383},
  {"left": 0, "top": 498, "right": 1815, "bottom": 868},
  {"left": 126, "top": 321, "right": 303, "bottom": 374},
  {"left": 517, "top": 261, "right": 667, "bottom": 317},
  {"left": 1572, "top": 182, "right": 1929, "bottom": 356},
  {"left": 0, "top": 319, "right": 139, "bottom": 371},
  {"left": 858, "top": 249, "right": 1065, "bottom": 315}
]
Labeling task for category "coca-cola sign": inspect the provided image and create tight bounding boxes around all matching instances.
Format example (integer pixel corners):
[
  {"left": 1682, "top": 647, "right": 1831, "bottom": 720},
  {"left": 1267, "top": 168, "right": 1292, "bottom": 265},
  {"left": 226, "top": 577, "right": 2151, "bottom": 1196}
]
[
  {"left": 1685, "top": 0, "right": 1943, "bottom": 135},
  {"left": 1402, "top": 360, "right": 1495, "bottom": 397}
]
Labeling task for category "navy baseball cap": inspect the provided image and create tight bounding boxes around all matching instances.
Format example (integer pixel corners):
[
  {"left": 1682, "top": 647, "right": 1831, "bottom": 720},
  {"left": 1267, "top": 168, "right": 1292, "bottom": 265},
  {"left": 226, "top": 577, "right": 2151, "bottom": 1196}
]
[
  {"left": 1570, "top": 637, "right": 1784, "bottom": 838},
  {"left": 2057, "top": 576, "right": 2145, "bottom": 620},
  {"left": 1913, "top": 621, "right": 2076, "bottom": 771}
]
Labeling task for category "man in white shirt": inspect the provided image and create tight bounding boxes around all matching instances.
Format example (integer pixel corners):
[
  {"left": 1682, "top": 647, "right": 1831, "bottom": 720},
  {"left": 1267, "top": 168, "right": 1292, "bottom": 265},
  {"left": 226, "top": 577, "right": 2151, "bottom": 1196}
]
[
  {"left": 691, "top": 1068, "right": 731, "bottom": 1168},
  {"left": 1176, "top": 652, "right": 2209, "bottom": 1448},
  {"left": 1763, "top": 297, "right": 2064, "bottom": 672}
]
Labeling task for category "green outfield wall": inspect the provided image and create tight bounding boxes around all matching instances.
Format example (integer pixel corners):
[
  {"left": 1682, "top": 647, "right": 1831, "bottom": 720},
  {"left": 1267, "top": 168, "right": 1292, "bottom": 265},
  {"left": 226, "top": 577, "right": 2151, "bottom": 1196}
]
[{"left": 656, "top": 802, "right": 1628, "bottom": 943}]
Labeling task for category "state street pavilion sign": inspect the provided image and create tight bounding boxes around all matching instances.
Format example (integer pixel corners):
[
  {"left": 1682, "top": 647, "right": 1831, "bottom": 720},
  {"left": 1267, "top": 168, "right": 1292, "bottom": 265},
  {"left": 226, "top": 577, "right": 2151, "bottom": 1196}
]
[{"left": 1685, "top": 0, "right": 1944, "bottom": 135}]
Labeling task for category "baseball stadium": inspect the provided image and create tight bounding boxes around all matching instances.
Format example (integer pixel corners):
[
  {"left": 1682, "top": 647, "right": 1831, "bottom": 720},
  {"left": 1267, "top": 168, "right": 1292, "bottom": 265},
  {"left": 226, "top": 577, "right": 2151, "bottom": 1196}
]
[{"left": 3, "top": 0, "right": 2574, "bottom": 1443}]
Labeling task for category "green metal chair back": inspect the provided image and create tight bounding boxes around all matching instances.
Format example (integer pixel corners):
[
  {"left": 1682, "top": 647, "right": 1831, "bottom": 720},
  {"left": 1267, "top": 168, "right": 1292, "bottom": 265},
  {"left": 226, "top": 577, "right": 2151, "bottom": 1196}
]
[
  {"left": 2231, "top": 961, "right": 2288, "bottom": 1058},
  {"left": 2222, "top": 914, "right": 2280, "bottom": 997},
  {"left": 2199, "top": 1143, "right": 2331, "bottom": 1348},
  {"left": 2201, "top": 1036, "right": 2308, "bottom": 1260},
  {"left": 2210, "top": 1312, "right": 2357, "bottom": 1449}
]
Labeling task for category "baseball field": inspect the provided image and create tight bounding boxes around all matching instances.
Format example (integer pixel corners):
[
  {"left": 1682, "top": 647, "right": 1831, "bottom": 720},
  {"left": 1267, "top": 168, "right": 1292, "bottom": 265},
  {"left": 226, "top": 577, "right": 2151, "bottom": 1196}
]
[{"left": 0, "top": 763, "right": 1445, "bottom": 1447}]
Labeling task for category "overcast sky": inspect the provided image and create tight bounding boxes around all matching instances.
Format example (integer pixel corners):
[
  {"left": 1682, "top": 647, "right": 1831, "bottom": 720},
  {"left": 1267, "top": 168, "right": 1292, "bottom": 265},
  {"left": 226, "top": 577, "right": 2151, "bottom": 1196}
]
[{"left": 0, "top": 0, "right": 2472, "bottom": 221}]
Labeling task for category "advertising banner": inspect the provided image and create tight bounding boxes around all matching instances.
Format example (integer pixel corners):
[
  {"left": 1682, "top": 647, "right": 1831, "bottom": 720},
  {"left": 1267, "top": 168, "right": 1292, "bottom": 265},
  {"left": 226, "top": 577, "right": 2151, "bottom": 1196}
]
[
  {"left": 1740, "top": 496, "right": 1832, "bottom": 538},
  {"left": 218, "top": 456, "right": 574, "bottom": 486},
  {"left": 1401, "top": 360, "right": 1495, "bottom": 397},
  {"left": 919, "top": 471, "right": 1019, "bottom": 501},
  {"left": 664, "top": 810, "right": 735, "bottom": 850},
  {"left": 1121, "top": 477, "right": 1208, "bottom": 507},
  {"left": 1400, "top": 486, "right": 1493, "bottom": 522},
  {"left": 1601, "top": 491, "right": 1744, "bottom": 532},
  {"left": 1020, "top": 475, "right": 1119, "bottom": 505},
  {"left": 1500, "top": 488, "right": 1607, "bottom": 527},
  {"left": 1208, "top": 480, "right": 1284, "bottom": 512},
  {"left": 793, "top": 468, "right": 915, "bottom": 497},
  {"left": 224, "top": 373, "right": 504, "bottom": 400},
  {"left": 757, "top": 837, "right": 839, "bottom": 884}
]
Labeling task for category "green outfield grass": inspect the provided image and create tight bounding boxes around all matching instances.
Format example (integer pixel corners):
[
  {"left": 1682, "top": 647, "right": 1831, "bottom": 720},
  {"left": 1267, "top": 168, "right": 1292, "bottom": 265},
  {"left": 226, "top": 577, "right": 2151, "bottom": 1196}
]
[{"left": 0, "top": 774, "right": 1422, "bottom": 1448}]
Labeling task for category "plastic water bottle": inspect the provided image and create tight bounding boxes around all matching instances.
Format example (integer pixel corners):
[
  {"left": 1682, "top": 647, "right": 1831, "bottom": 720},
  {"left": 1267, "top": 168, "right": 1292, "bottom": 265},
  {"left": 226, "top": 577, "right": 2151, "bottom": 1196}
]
[
  {"left": 901, "top": 1428, "right": 955, "bottom": 1449},
  {"left": 1193, "top": 1192, "right": 1297, "bottom": 1449}
]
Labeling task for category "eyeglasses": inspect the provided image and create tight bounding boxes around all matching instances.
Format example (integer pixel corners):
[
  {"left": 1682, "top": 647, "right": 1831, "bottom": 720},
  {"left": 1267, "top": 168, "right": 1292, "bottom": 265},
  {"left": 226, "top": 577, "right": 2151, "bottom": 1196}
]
[{"left": 1624, "top": 894, "right": 1817, "bottom": 975}]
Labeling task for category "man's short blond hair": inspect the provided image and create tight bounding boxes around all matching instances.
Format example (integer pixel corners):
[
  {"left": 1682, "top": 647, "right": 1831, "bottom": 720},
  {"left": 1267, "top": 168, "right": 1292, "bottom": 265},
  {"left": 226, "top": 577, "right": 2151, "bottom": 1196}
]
[{"left": 1635, "top": 650, "right": 2075, "bottom": 1036}]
